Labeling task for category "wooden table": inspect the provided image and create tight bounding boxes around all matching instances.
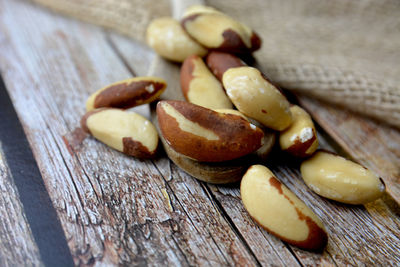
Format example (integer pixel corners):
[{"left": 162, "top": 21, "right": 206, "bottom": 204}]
[{"left": 1, "top": 0, "right": 399, "bottom": 266}]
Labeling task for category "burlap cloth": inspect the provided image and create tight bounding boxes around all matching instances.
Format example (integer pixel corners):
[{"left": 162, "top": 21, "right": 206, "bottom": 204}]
[{"left": 32, "top": 0, "right": 400, "bottom": 128}]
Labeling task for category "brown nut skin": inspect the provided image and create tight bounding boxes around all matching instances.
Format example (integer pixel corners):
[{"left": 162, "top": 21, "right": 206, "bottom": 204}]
[
  {"left": 154, "top": 114, "right": 273, "bottom": 184},
  {"left": 156, "top": 100, "right": 264, "bottom": 162},
  {"left": 180, "top": 55, "right": 232, "bottom": 109},
  {"left": 214, "top": 109, "right": 276, "bottom": 160},
  {"left": 279, "top": 105, "right": 318, "bottom": 158},
  {"left": 81, "top": 108, "right": 158, "bottom": 158},
  {"left": 154, "top": 118, "right": 244, "bottom": 184},
  {"left": 86, "top": 77, "right": 167, "bottom": 111},
  {"left": 206, "top": 51, "right": 246, "bottom": 82},
  {"left": 181, "top": 12, "right": 261, "bottom": 54},
  {"left": 241, "top": 165, "right": 328, "bottom": 251}
]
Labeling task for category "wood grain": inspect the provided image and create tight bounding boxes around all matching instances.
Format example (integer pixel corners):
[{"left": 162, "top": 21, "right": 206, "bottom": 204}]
[
  {"left": 0, "top": 143, "right": 42, "bottom": 267},
  {"left": 110, "top": 32, "right": 400, "bottom": 266},
  {"left": 0, "top": 1, "right": 257, "bottom": 265},
  {"left": 1, "top": 0, "right": 399, "bottom": 266}
]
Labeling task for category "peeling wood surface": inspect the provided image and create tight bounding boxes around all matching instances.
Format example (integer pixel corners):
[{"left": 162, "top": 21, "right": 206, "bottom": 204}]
[
  {"left": 0, "top": 0, "right": 399, "bottom": 266},
  {"left": 0, "top": 143, "right": 43, "bottom": 267}
]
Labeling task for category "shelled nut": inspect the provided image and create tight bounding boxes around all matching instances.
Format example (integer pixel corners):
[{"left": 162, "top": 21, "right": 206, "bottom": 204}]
[
  {"left": 180, "top": 55, "right": 232, "bottom": 109},
  {"left": 279, "top": 105, "right": 318, "bottom": 157},
  {"left": 181, "top": 11, "right": 261, "bottom": 53},
  {"left": 81, "top": 108, "right": 158, "bottom": 158},
  {"left": 223, "top": 66, "right": 292, "bottom": 131},
  {"left": 86, "top": 77, "right": 166, "bottom": 111},
  {"left": 156, "top": 100, "right": 264, "bottom": 162},
  {"left": 241, "top": 165, "right": 328, "bottom": 251},
  {"left": 146, "top": 17, "right": 207, "bottom": 62},
  {"left": 214, "top": 109, "right": 276, "bottom": 159},
  {"left": 206, "top": 51, "right": 246, "bottom": 82},
  {"left": 300, "top": 150, "right": 386, "bottom": 204}
]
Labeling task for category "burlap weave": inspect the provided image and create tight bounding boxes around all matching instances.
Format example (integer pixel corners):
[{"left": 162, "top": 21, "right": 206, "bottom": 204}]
[{"left": 31, "top": 0, "right": 400, "bottom": 128}]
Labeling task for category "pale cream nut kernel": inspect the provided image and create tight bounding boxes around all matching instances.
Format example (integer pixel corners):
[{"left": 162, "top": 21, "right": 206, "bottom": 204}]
[
  {"left": 279, "top": 105, "right": 318, "bottom": 157},
  {"left": 146, "top": 17, "right": 207, "bottom": 62},
  {"left": 300, "top": 150, "right": 386, "bottom": 204},
  {"left": 81, "top": 108, "right": 158, "bottom": 158},
  {"left": 180, "top": 55, "right": 232, "bottom": 109},
  {"left": 241, "top": 165, "right": 328, "bottom": 251},
  {"left": 223, "top": 67, "right": 292, "bottom": 131}
]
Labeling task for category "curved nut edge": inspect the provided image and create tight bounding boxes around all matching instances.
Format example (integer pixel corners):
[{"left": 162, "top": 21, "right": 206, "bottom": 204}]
[
  {"left": 81, "top": 108, "right": 158, "bottom": 158},
  {"left": 156, "top": 100, "right": 264, "bottom": 162},
  {"left": 241, "top": 165, "right": 328, "bottom": 251}
]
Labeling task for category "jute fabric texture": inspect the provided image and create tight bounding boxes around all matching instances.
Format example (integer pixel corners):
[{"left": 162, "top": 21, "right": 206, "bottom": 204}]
[{"left": 31, "top": 0, "right": 400, "bottom": 128}]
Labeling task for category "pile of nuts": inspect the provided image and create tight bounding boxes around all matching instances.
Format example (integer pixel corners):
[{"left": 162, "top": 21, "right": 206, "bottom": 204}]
[{"left": 81, "top": 5, "right": 386, "bottom": 251}]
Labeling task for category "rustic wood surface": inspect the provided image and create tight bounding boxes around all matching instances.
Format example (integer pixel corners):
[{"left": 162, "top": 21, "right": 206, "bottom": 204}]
[
  {"left": 0, "top": 143, "right": 42, "bottom": 267},
  {"left": 0, "top": 0, "right": 399, "bottom": 266}
]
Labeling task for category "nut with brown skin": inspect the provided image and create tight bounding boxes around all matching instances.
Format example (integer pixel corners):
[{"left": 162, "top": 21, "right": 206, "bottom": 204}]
[
  {"left": 181, "top": 10, "right": 261, "bottom": 54},
  {"left": 154, "top": 114, "right": 272, "bottom": 184},
  {"left": 300, "top": 150, "right": 386, "bottom": 204},
  {"left": 241, "top": 165, "right": 328, "bottom": 251},
  {"left": 81, "top": 108, "right": 158, "bottom": 158},
  {"left": 146, "top": 17, "right": 207, "bottom": 62},
  {"left": 86, "top": 77, "right": 167, "bottom": 111},
  {"left": 214, "top": 109, "right": 276, "bottom": 160},
  {"left": 279, "top": 105, "right": 318, "bottom": 157},
  {"left": 206, "top": 51, "right": 246, "bottom": 82},
  {"left": 156, "top": 100, "right": 264, "bottom": 162},
  {"left": 223, "top": 66, "right": 292, "bottom": 131},
  {"left": 180, "top": 55, "right": 232, "bottom": 109}
]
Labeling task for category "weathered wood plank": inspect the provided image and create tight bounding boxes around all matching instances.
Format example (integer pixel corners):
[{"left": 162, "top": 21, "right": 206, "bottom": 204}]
[
  {"left": 110, "top": 19, "right": 400, "bottom": 267},
  {"left": 109, "top": 32, "right": 309, "bottom": 264},
  {"left": 0, "top": 0, "right": 260, "bottom": 265},
  {"left": 0, "top": 143, "right": 43, "bottom": 267}
]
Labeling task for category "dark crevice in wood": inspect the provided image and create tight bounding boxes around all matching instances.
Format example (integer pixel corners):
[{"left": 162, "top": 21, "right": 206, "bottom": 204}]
[
  {"left": 0, "top": 75, "right": 74, "bottom": 266},
  {"left": 326, "top": 250, "right": 339, "bottom": 267},
  {"left": 75, "top": 156, "right": 101, "bottom": 202},
  {"left": 283, "top": 243, "right": 305, "bottom": 267},
  {"left": 208, "top": 231, "right": 231, "bottom": 266},
  {"left": 105, "top": 33, "right": 137, "bottom": 77},
  {"left": 169, "top": 224, "right": 191, "bottom": 267},
  {"left": 200, "top": 183, "right": 262, "bottom": 267}
]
